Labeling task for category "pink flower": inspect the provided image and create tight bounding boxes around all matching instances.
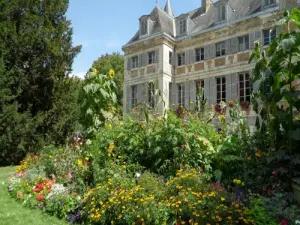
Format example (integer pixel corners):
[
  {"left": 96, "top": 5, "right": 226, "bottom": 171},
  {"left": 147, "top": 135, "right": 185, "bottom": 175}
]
[
  {"left": 281, "top": 219, "right": 288, "bottom": 225},
  {"left": 272, "top": 171, "right": 278, "bottom": 176}
]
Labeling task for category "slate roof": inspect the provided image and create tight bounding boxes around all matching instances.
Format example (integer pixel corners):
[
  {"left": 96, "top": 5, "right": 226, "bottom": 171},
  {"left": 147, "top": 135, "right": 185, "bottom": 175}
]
[{"left": 125, "top": 0, "right": 279, "bottom": 46}]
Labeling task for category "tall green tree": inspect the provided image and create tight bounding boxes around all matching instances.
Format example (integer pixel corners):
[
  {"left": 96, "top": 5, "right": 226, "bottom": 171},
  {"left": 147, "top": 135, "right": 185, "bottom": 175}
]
[
  {"left": 91, "top": 52, "right": 124, "bottom": 109},
  {"left": 0, "top": 0, "right": 81, "bottom": 165}
]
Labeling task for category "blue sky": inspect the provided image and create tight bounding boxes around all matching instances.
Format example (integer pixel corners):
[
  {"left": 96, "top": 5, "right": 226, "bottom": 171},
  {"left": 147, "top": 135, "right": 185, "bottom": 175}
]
[{"left": 67, "top": 0, "right": 201, "bottom": 78}]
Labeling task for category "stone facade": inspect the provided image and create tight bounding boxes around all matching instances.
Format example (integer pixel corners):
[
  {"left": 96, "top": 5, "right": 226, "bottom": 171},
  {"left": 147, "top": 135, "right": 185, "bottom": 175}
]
[{"left": 122, "top": 0, "right": 299, "bottom": 120}]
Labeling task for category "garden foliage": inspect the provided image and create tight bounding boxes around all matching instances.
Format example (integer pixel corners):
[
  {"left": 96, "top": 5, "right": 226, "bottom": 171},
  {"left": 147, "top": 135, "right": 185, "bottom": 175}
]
[{"left": 6, "top": 7, "right": 300, "bottom": 225}]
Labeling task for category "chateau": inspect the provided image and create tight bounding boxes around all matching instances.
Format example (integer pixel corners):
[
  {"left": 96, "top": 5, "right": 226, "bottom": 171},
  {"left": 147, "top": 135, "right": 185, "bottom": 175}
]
[{"left": 122, "top": 0, "right": 299, "bottom": 120}]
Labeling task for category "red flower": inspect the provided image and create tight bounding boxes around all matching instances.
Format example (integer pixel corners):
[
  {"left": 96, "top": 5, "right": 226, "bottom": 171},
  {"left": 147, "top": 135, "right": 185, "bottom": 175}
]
[
  {"left": 37, "top": 195, "right": 44, "bottom": 201},
  {"left": 281, "top": 219, "right": 288, "bottom": 225},
  {"left": 199, "top": 167, "right": 204, "bottom": 173}
]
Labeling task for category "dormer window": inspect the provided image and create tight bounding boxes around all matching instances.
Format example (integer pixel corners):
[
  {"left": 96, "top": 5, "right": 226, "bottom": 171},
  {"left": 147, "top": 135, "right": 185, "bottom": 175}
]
[
  {"left": 217, "top": 4, "right": 226, "bottom": 22},
  {"left": 179, "top": 18, "right": 187, "bottom": 34},
  {"left": 141, "top": 20, "right": 148, "bottom": 35},
  {"left": 265, "top": 0, "right": 275, "bottom": 6}
]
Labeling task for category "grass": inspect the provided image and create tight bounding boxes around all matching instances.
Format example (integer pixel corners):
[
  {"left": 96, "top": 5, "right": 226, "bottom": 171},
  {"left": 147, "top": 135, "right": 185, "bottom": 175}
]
[{"left": 0, "top": 167, "right": 69, "bottom": 225}]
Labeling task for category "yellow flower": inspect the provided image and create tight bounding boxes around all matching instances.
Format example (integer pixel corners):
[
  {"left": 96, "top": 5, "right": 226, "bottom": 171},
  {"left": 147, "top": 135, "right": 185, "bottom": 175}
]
[
  {"left": 221, "top": 197, "right": 226, "bottom": 202},
  {"left": 108, "top": 69, "right": 115, "bottom": 78},
  {"left": 85, "top": 157, "right": 89, "bottom": 161}
]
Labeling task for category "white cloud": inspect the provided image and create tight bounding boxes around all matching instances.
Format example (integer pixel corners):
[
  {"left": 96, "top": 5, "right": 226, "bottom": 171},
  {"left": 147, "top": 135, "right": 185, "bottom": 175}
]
[{"left": 71, "top": 72, "right": 86, "bottom": 79}]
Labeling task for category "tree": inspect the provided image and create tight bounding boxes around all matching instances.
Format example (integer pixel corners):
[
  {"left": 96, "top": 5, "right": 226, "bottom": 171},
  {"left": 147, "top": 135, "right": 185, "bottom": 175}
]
[
  {"left": 91, "top": 52, "right": 124, "bottom": 110},
  {"left": 0, "top": 0, "right": 81, "bottom": 165}
]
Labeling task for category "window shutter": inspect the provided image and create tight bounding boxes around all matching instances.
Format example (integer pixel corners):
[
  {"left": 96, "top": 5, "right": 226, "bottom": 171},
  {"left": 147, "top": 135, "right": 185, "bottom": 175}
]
[
  {"left": 204, "top": 78, "right": 210, "bottom": 105},
  {"left": 225, "top": 39, "right": 231, "bottom": 55},
  {"left": 189, "top": 80, "right": 196, "bottom": 110},
  {"left": 143, "top": 83, "right": 148, "bottom": 106},
  {"left": 210, "top": 44, "right": 216, "bottom": 59},
  {"left": 171, "top": 83, "right": 178, "bottom": 109},
  {"left": 231, "top": 73, "right": 238, "bottom": 101},
  {"left": 185, "top": 50, "right": 190, "bottom": 65},
  {"left": 142, "top": 52, "right": 147, "bottom": 66},
  {"left": 137, "top": 84, "right": 143, "bottom": 105},
  {"left": 126, "top": 85, "right": 131, "bottom": 113},
  {"left": 155, "top": 49, "right": 159, "bottom": 63},
  {"left": 127, "top": 58, "right": 131, "bottom": 70},
  {"left": 249, "top": 31, "right": 256, "bottom": 49},
  {"left": 204, "top": 45, "right": 210, "bottom": 60},
  {"left": 255, "top": 30, "right": 262, "bottom": 43},
  {"left": 226, "top": 75, "right": 232, "bottom": 101},
  {"left": 189, "top": 49, "right": 195, "bottom": 64},
  {"left": 184, "top": 81, "right": 190, "bottom": 109},
  {"left": 209, "top": 77, "right": 217, "bottom": 105},
  {"left": 231, "top": 37, "right": 238, "bottom": 53},
  {"left": 138, "top": 55, "right": 142, "bottom": 67}
]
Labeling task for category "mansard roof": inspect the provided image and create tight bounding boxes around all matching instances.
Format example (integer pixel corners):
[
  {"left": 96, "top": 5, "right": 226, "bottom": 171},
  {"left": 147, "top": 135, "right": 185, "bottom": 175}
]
[{"left": 124, "top": 0, "right": 278, "bottom": 47}]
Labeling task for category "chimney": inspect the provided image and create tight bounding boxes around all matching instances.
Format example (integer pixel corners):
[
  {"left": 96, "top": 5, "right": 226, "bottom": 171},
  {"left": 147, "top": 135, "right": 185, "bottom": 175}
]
[{"left": 202, "top": 0, "right": 213, "bottom": 13}]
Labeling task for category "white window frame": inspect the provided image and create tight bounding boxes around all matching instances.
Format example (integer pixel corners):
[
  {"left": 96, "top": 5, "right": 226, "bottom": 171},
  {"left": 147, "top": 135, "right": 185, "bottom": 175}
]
[
  {"left": 179, "top": 18, "right": 187, "bottom": 34},
  {"left": 148, "top": 82, "right": 155, "bottom": 108},
  {"left": 131, "top": 56, "right": 139, "bottom": 69},
  {"left": 148, "top": 51, "right": 155, "bottom": 65},
  {"left": 178, "top": 83, "right": 185, "bottom": 107},
  {"left": 263, "top": 29, "right": 276, "bottom": 46},
  {"left": 131, "top": 85, "right": 137, "bottom": 108},
  {"left": 216, "top": 77, "right": 226, "bottom": 103},
  {"left": 195, "top": 48, "right": 204, "bottom": 62},
  {"left": 177, "top": 53, "right": 185, "bottom": 66},
  {"left": 216, "top": 42, "right": 226, "bottom": 57},
  {"left": 238, "top": 35, "right": 250, "bottom": 51},
  {"left": 239, "top": 73, "right": 251, "bottom": 103},
  {"left": 141, "top": 20, "right": 147, "bottom": 35},
  {"left": 218, "top": 4, "right": 226, "bottom": 22}
]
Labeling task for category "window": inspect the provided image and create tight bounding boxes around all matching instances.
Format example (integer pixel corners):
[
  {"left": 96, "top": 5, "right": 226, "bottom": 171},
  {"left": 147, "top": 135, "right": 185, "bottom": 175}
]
[
  {"left": 265, "top": 0, "right": 275, "bottom": 6},
  {"left": 148, "top": 51, "right": 156, "bottom": 65},
  {"left": 131, "top": 85, "right": 137, "bottom": 108},
  {"left": 179, "top": 18, "right": 187, "bottom": 34},
  {"left": 169, "top": 51, "right": 173, "bottom": 65},
  {"left": 239, "top": 73, "right": 251, "bottom": 103},
  {"left": 263, "top": 29, "right": 276, "bottom": 46},
  {"left": 141, "top": 20, "right": 147, "bottom": 35},
  {"left": 195, "top": 48, "right": 204, "bottom": 62},
  {"left": 216, "top": 42, "right": 226, "bottom": 57},
  {"left": 218, "top": 4, "right": 226, "bottom": 22},
  {"left": 216, "top": 77, "right": 226, "bottom": 103},
  {"left": 238, "top": 35, "right": 250, "bottom": 51},
  {"left": 177, "top": 53, "right": 185, "bottom": 66},
  {"left": 178, "top": 84, "right": 185, "bottom": 107},
  {"left": 131, "top": 56, "right": 139, "bottom": 69},
  {"left": 196, "top": 80, "right": 205, "bottom": 100},
  {"left": 148, "top": 82, "right": 155, "bottom": 108}
]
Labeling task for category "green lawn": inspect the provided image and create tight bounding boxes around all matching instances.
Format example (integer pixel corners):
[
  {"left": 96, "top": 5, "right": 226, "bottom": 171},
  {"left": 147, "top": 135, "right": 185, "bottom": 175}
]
[{"left": 0, "top": 167, "right": 69, "bottom": 225}]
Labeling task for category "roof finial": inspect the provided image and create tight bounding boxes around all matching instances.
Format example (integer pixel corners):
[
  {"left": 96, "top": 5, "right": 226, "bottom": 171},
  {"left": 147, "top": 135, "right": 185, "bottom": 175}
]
[{"left": 164, "top": 0, "right": 174, "bottom": 17}]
